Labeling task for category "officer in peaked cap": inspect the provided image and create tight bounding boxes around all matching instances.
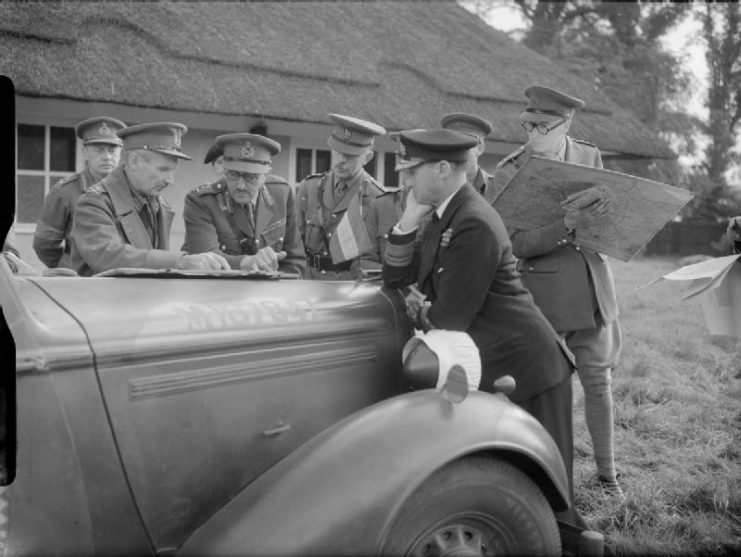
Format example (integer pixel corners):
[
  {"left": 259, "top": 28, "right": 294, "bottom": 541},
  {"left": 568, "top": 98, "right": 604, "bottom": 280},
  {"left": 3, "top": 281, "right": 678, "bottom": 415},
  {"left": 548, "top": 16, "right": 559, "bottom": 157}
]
[
  {"left": 182, "top": 132, "right": 305, "bottom": 276},
  {"left": 297, "top": 113, "right": 387, "bottom": 280},
  {"left": 492, "top": 84, "right": 624, "bottom": 502},
  {"left": 204, "top": 142, "right": 225, "bottom": 179},
  {"left": 361, "top": 130, "right": 414, "bottom": 270},
  {"left": 71, "top": 121, "right": 230, "bottom": 276},
  {"left": 440, "top": 112, "right": 500, "bottom": 204},
  {"left": 33, "top": 115, "right": 126, "bottom": 270},
  {"left": 384, "top": 127, "right": 583, "bottom": 529}
]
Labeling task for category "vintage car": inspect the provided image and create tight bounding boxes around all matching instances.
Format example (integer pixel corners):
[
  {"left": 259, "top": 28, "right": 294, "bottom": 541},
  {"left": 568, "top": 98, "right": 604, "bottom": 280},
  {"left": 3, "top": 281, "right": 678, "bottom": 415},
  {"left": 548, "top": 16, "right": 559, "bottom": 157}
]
[{"left": 0, "top": 255, "right": 586, "bottom": 557}]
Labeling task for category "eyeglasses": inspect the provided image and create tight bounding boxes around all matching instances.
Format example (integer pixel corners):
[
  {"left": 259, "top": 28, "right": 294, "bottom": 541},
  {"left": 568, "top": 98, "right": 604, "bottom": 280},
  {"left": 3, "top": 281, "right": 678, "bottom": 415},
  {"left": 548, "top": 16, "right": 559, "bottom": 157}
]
[
  {"left": 520, "top": 119, "right": 566, "bottom": 135},
  {"left": 225, "top": 170, "right": 261, "bottom": 182}
]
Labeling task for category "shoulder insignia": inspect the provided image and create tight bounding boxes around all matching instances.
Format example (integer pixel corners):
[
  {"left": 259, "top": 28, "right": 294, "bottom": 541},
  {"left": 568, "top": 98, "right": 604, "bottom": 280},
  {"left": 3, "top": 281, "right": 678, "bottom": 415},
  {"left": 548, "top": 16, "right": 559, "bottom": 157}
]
[
  {"left": 55, "top": 173, "right": 82, "bottom": 188},
  {"left": 192, "top": 182, "right": 223, "bottom": 196},
  {"left": 364, "top": 175, "right": 385, "bottom": 193},
  {"left": 87, "top": 183, "right": 106, "bottom": 195},
  {"left": 495, "top": 146, "right": 527, "bottom": 169},
  {"left": 264, "top": 173, "right": 290, "bottom": 187},
  {"left": 572, "top": 138, "right": 597, "bottom": 148},
  {"left": 300, "top": 171, "right": 326, "bottom": 184}
]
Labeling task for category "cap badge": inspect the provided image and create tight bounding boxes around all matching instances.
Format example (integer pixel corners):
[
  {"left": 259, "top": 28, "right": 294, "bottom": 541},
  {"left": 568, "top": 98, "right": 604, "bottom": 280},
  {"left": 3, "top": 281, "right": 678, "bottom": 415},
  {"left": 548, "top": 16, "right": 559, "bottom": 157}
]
[
  {"left": 98, "top": 122, "right": 111, "bottom": 136},
  {"left": 173, "top": 128, "right": 182, "bottom": 148},
  {"left": 241, "top": 141, "right": 255, "bottom": 158},
  {"left": 343, "top": 128, "right": 352, "bottom": 141}
]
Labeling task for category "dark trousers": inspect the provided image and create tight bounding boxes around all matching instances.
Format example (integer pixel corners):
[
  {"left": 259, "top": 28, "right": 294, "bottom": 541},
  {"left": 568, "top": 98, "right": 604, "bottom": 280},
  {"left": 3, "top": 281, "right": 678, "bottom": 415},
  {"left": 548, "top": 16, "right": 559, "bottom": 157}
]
[{"left": 518, "top": 374, "right": 587, "bottom": 529}]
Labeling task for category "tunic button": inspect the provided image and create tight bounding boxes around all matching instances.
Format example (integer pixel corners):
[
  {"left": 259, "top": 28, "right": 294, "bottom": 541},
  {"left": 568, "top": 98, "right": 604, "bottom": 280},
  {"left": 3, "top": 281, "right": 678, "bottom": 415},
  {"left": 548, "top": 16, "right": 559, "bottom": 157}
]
[
  {"left": 528, "top": 266, "right": 534, "bottom": 271},
  {"left": 255, "top": 239, "right": 260, "bottom": 245},
  {"left": 575, "top": 246, "right": 581, "bottom": 251},
  {"left": 322, "top": 251, "right": 328, "bottom": 256}
]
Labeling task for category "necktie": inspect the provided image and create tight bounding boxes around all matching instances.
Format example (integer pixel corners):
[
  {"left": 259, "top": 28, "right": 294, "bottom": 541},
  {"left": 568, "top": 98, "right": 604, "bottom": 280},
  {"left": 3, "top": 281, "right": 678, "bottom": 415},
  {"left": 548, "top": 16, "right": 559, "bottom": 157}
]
[{"left": 145, "top": 197, "right": 160, "bottom": 248}]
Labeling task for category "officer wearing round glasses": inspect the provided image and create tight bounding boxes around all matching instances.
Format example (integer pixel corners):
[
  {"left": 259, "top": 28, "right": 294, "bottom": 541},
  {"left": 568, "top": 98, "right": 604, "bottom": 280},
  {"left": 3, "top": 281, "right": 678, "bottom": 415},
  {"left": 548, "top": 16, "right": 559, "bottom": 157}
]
[
  {"left": 182, "top": 133, "right": 305, "bottom": 275},
  {"left": 492, "top": 85, "right": 623, "bottom": 500}
]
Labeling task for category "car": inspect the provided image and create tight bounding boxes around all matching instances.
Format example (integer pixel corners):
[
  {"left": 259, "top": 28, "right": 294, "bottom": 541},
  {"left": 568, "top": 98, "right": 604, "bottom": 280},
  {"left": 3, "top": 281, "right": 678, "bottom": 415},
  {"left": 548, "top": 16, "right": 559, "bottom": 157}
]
[{"left": 0, "top": 256, "right": 587, "bottom": 556}]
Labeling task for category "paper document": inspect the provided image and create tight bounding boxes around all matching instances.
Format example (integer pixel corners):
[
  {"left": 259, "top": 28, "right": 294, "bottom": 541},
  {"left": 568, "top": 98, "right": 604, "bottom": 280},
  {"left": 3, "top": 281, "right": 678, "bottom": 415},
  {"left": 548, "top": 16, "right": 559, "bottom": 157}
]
[{"left": 493, "top": 156, "right": 694, "bottom": 261}]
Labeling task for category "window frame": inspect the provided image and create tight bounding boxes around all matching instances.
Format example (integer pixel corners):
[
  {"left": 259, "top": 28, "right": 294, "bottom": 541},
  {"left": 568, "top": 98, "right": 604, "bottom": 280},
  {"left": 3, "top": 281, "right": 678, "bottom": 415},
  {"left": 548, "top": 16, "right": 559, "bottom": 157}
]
[{"left": 15, "top": 122, "right": 81, "bottom": 231}]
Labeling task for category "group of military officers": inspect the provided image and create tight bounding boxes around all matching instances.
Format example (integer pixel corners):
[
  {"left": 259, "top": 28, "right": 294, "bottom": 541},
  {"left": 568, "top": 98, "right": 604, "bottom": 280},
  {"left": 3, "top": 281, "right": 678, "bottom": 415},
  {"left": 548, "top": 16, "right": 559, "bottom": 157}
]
[
  {"left": 31, "top": 107, "right": 504, "bottom": 282},
  {"left": 31, "top": 85, "right": 625, "bottom": 510}
]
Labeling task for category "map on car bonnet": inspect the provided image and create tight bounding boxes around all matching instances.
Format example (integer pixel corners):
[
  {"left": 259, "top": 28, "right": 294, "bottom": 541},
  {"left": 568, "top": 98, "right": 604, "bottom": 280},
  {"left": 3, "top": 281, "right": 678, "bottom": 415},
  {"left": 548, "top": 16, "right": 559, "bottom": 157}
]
[
  {"left": 493, "top": 155, "right": 694, "bottom": 261},
  {"left": 94, "top": 268, "right": 299, "bottom": 279}
]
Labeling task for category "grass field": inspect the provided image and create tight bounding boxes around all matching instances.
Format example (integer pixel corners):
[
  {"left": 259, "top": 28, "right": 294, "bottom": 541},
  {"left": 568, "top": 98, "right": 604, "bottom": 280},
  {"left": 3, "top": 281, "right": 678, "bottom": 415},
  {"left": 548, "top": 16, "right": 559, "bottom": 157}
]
[{"left": 571, "top": 256, "right": 741, "bottom": 556}]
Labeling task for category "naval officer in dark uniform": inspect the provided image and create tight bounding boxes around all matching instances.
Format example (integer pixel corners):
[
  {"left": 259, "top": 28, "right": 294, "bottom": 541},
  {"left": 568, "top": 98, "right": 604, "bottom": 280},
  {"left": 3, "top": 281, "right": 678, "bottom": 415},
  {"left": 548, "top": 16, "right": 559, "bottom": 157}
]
[
  {"left": 182, "top": 133, "right": 305, "bottom": 275},
  {"left": 383, "top": 128, "right": 584, "bottom": 527},
  {"left": 297, "top": 113, "right": 386, "bottom": 280},
  {"left": 33, "top": 116, "right": 126, "bottom": 270}
]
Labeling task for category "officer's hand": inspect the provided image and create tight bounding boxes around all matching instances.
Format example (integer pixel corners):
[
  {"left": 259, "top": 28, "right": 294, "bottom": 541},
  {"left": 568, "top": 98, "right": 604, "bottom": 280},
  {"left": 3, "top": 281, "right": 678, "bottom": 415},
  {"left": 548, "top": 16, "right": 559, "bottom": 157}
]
[
  {"left": 398, "top": 189, "right": 435, "bottom": 232},
  {"left": 240, "top": 247, "right": 286, "bottom": 273},
  {"left": 177, "top": 252, "right": 230, "bottom": 271},
  {"left": 563, "top": 198, "right": 610, "bottom": 231}
]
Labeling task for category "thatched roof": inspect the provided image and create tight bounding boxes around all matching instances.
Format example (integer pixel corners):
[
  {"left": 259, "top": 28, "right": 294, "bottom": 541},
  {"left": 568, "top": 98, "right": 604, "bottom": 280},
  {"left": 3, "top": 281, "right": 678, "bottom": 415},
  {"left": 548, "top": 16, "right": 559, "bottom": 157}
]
[{"left": 0, "top": 0, "right": 675, "bottom": 159}]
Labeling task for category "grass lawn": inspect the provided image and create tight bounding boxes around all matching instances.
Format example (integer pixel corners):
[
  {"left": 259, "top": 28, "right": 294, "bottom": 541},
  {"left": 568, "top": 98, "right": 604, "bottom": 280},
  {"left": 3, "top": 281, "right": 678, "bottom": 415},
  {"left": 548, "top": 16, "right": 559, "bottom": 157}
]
[{"left": 572, "top": 256, "right": 741, "bottom": 556}]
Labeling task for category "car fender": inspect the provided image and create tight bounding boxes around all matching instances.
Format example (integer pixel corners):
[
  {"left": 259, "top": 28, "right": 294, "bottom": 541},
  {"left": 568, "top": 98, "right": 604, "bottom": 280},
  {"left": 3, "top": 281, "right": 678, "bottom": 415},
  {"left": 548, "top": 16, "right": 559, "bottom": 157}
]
[{"left": 179, "top": 389, "right": 569, "bottom": 556}]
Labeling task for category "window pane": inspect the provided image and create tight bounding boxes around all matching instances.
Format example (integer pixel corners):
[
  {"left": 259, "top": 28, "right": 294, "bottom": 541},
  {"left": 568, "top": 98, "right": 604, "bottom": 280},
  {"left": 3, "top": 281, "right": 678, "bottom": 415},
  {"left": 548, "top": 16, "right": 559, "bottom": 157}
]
[
  {"left": 384, "top": 152, "right": 399, "bottom": 189},
  {"left": 295, "top": 149, "right": 312, "bottom": 183},
  {"left": 16, "top": 175, "right": 45, "bottom": 223},
  {"left": 363, "top": 155, "right": 377, "bottom": 178},
  {"left": 315, "top": 150, "right": 331, "bottom": 174},
  {"left": 50, "top": 127, "right": 76, "bottom": 172},
  {"left": 17, "top": 124, "right": 44, "bottom": 170}
]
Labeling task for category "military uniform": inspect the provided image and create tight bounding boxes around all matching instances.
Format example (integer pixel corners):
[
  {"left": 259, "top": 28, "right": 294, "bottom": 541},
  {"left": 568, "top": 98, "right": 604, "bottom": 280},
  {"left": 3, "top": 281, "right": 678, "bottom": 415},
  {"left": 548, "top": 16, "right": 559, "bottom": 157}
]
[
  {"left": 297, "top": 113, "right": 387, "bottom": 280},
  {"left": 384, "top": 130, "right": 579, "bottom": 524},
  {"left": 182, "top": 176, "right": 305, "bottom": 275},
  {"left": 33, "top": 116, "right": 125, "bottom": 269},
  {"left": 298, "top": 168, "right": 384, "bottom": 279},
  {"left": 494, "top": 85, "right": 623, "bottom": 496},
  {"left": 71, "top": 166, "right": 179, "bottom": 276},
  {"left": 70, "top": 122, "right": 192, "bottom": 276}
]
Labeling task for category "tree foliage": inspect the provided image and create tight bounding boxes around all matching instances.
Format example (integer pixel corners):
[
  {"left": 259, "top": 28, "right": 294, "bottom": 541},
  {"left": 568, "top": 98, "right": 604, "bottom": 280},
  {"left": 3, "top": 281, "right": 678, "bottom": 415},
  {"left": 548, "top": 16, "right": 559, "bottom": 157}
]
[{"left": 465, "top": 0, "right": 741, "bottom": 220}]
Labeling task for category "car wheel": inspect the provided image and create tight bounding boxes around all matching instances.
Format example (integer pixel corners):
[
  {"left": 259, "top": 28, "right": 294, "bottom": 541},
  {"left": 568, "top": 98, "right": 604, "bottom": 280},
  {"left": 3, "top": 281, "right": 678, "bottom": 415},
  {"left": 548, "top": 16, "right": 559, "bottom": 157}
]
[{"left": 380, "top": 455, "right": 561, "bottom": 557}]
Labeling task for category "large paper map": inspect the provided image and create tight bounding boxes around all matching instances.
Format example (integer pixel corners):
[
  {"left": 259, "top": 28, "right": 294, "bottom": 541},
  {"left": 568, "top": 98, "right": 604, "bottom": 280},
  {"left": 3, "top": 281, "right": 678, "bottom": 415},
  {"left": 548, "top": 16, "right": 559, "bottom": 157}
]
[{"left": 493, "top": 156, "right": 694, "bottom": 261}]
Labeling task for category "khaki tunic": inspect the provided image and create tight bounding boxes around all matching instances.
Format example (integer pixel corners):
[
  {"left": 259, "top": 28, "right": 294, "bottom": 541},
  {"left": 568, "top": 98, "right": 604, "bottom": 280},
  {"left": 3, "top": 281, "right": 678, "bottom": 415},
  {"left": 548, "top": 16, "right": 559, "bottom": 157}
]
[
  {"left": 33, "top": 166, "right": 100, "bottom": 270},
  {"left": 492, "top": 137, "right": 619, "bottom": 332},
  {"left": 182, "top": 176, "right": 305, "bottom": 276}
]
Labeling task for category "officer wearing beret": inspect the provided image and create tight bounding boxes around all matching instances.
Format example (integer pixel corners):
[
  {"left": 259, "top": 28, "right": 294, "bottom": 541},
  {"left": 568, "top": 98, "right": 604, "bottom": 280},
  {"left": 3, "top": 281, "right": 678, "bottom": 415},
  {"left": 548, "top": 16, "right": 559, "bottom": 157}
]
[
  {"left": 492, "top": 85, "right": 623, "bottom": 500},
  {"left": 71, "top": 122, "right": 229, "bottom": 275},
  {"left": 384, "top": 128, "right": 584, "bottom": 527},
  {"left": 182, "top": 133, "right": 305, "bottom": 275},
  {"left": 204, "top": 142, "right": 224, "bottom": 180},
  {"left": 32, "top": 116, "right": 126, "bottom": 270},
  {"left": 297, "top": 113, "right": 386, "bottom": 280},
  {"left": 440, "top": 112, "right": 501, "bottom": 204}
]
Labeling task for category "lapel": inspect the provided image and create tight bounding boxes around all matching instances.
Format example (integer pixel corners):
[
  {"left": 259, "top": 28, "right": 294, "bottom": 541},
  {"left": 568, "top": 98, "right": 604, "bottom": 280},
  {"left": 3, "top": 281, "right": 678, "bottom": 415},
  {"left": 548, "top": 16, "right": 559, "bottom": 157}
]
[
  {"left": 333, "top": 173, "right": 362, "bottom": 214},
  {"left": 157, "top": 200, "right": 174, "bottom": 250},
  {"left": 254, "top": 186, "right": 275, "bottom": 236},
  {"left": 418, "top": 185, "right": 474, "bottom": 286},
  {"left": 104, "top": 167, "right": 154, "bottom": 249}
]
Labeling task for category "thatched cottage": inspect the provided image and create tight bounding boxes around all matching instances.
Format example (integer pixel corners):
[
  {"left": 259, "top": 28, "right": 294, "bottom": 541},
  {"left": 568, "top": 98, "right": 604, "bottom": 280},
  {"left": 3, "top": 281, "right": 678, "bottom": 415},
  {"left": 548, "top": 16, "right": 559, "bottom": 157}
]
[{"left": 0, "top": 1, "right": 674, "bottom": 268}]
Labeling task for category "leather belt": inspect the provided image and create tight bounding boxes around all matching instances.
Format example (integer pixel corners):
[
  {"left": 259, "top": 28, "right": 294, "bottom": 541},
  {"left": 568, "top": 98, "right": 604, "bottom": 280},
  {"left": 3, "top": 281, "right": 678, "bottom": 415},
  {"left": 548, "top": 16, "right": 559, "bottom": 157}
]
[{"left": 306, "top": 251, "right": 353, "bottom": 272}]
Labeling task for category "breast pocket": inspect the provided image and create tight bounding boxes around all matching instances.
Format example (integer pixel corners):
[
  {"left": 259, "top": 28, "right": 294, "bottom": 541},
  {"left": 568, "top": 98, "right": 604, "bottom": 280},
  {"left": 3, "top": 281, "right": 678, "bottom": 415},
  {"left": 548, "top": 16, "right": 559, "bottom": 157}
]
[{"left": 262, "top": 218, "right": 287, "bottom": 251}]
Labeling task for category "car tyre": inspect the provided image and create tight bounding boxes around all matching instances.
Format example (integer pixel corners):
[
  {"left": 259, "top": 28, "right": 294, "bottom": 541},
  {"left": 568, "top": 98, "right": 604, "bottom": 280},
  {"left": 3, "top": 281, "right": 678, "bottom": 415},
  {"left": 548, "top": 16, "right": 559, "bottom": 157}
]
[{"left": 380, "top": 455, "right": 561, "bottom": 557}]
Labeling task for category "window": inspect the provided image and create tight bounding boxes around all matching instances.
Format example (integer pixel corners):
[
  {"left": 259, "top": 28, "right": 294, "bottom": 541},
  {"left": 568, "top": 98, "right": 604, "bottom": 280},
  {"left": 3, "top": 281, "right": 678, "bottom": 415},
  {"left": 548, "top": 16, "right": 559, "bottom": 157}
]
[
  {"left": 16, "top": 124, "right": 77, "bottom": 225},
  {"left": 383, "top": 152, "right": 399, "bottom": 189},
  {"left": 363, "top": 156, "right": 377, "bottom": 178},
  {"left": 295, "top": 148, "right": 331, "bottom": 183}
]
